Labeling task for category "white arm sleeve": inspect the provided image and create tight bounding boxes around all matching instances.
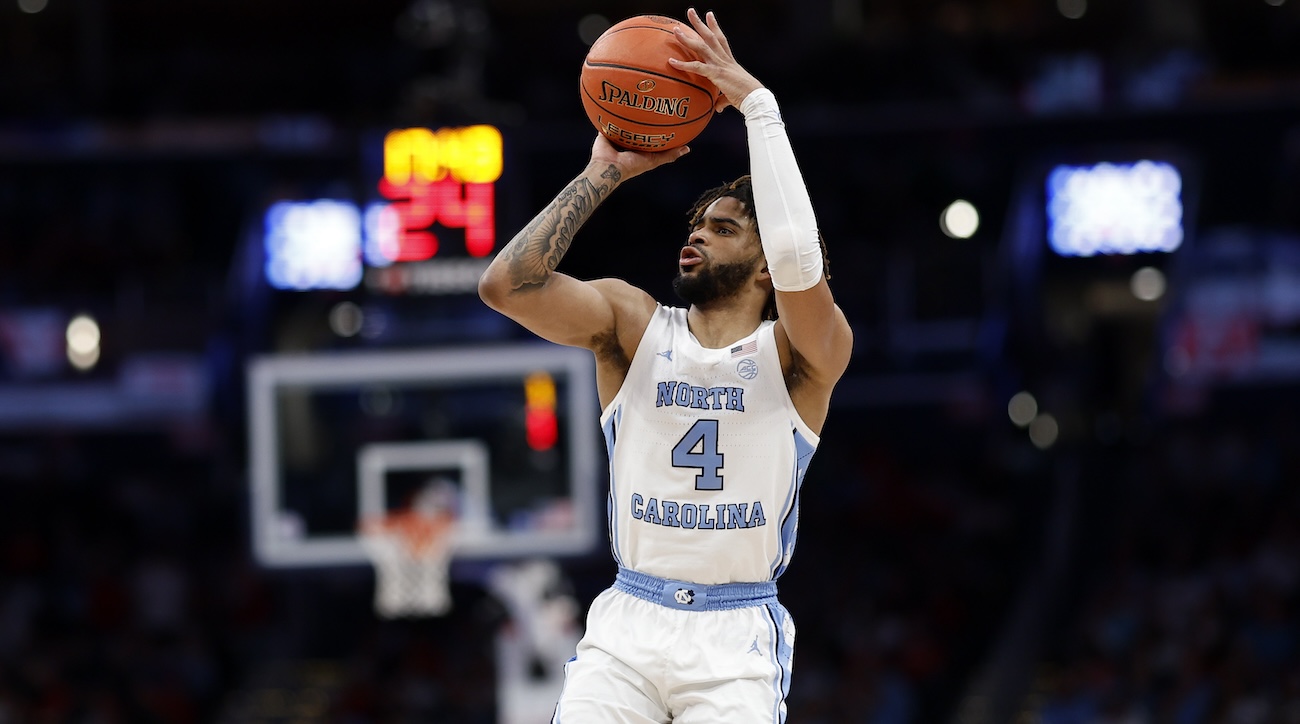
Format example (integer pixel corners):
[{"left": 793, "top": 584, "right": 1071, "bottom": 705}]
[{"left": 740, "top": 88, "right": 823, "bottom": 292}]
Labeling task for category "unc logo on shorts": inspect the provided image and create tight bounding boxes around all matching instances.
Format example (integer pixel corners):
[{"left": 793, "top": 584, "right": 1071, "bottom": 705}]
[
  {"left": 674, "top": 588, "right": 695, "bottom": 606},
  {"left": 736, "top": 358, "right": 758, "bottom": 380}
]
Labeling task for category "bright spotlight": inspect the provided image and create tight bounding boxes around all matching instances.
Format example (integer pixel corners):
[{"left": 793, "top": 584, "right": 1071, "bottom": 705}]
[
  {"left": 66, "top": 314, "right": 101, "bottom": 371},
  {"left": 940, "top": 200, "right": 980, "bottom": 239},
  {"left": 17, "top": 0, "right": 48, "bottom": 13},
  {"left": 1007, "top": 391, "right": 1038, "bottom": 428},
  {"left": 66, "top": 315, "right": 100, "bottom": 356},
  {"left": 1029, "top": 414, "right": 1060, "bottom": 449},
  {"left": 1130, "top": 267, "right": 1166, "bottom": 301}
]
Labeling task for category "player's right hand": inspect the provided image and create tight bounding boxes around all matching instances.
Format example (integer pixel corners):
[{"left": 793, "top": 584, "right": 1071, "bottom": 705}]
[{"left": 668, "top": 8, "right": 763, "bottom": 113}]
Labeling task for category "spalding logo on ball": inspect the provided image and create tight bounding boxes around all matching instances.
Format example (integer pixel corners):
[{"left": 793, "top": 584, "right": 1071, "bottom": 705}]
[{"left": 580, "top": 15, "right": 719, "bottom": 152}]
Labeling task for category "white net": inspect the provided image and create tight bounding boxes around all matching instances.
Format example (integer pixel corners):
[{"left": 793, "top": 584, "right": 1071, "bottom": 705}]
[{"left": 359, "top": 490, "right": 458, "bottom": 618}]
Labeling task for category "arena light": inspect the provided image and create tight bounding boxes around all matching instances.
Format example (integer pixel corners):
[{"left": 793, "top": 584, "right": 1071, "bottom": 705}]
[
  {"left": 1029, "top": 414, "right": 1059, "bottom": 450},
  {"left": 66, "top": 314, "right": 100, "bottom": 371},
  {"left": 940, "top": 199, "right": 980, "bottom": 239},
  {"left": 1130, "top": 266, "right": 1166, "bottom": 301},
  {"left": 1007, "top": 391, "right": 1038, "bottom": 428},
  {"left": 263, "top": 200, "right": 363, "bottom": 291},
  {"left": 1046, "top": 160, "right": 1183, "bottom": 257}
]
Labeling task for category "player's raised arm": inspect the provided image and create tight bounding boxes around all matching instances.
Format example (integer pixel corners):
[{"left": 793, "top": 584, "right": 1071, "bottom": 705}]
[
  {"left": 670, "top": 8, "right": 853, "bottom": 386},
  {"left": 477, "top": 135, "right": 689, "bottom": 350}
]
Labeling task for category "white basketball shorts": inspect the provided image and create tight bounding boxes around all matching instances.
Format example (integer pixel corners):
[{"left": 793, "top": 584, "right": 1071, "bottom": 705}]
[{"left": 551, "top": 567, "right": 796, "bottom": 723}]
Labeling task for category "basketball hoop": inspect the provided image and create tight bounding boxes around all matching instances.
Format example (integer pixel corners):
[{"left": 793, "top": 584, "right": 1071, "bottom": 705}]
[{"left": 359, "top": 486, "right": 458, "bottom": 618}]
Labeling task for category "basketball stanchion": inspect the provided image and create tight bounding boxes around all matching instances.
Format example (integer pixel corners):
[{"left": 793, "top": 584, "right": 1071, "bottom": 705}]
[{"left": 489, "top": 560, "right": 583, "bottom": 724}]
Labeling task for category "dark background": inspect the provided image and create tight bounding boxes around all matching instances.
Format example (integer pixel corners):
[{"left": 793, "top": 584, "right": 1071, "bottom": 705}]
[{"left": 3, "top": 0, "right": 1300, "bottom": 722}]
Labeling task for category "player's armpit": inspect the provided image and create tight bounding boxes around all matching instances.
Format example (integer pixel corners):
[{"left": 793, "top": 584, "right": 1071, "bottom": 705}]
[{"left": 774, "top": 281, "right": 853, "bottom": 386}]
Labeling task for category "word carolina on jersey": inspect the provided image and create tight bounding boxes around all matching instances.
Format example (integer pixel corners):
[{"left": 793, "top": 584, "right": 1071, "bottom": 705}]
[{"left": 631, "top": 493, "right": 767, "bottom": 529}]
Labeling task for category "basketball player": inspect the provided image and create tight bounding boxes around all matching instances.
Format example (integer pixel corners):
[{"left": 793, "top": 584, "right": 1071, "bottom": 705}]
[{"left": 478, "top": 8, "right": 852, "bottom": 722}]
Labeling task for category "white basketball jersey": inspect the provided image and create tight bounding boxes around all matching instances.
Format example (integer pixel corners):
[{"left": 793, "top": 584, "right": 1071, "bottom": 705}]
[{"left": 599, "top": 305, "right": 820, "bottom": 585}]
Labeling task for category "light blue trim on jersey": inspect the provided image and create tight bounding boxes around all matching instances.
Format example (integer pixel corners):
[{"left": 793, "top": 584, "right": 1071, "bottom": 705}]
[
  {"left": 771, "top": 428, "right": 816, "bottom": 580},
  {"left": 602, "top": 407, "right": 624, "bottom": 567},
  {"left": 763, "top": 603, "right": 794, "bottom": 723}
]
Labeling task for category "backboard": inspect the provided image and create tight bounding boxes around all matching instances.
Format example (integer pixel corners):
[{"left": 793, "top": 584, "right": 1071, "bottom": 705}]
[{"left": 246, "top": 343, "right": 602, "bottom": 568}]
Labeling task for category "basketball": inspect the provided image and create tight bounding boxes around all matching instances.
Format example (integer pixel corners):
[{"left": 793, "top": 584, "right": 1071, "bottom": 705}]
[{"left": 580, "top": 15, "right": 718, "bottom": 152}]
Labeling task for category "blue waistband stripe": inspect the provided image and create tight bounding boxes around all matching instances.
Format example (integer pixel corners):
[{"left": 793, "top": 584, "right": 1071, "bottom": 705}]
[{"left": 614, "top": 567, "right": 778, "bottom": 612}]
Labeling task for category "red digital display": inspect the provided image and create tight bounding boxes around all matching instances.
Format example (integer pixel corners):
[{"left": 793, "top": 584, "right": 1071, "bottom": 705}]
[
  {"left": 377, "top": 177, "right": 495, "bottom": 261},
  {"left": 379, "top": 125, "right": 501, "bottom": 261}
]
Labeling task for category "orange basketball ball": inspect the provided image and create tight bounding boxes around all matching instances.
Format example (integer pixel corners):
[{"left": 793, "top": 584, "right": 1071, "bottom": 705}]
[{"left": 580, "top": 15, "right": 718, "bottom": 152}]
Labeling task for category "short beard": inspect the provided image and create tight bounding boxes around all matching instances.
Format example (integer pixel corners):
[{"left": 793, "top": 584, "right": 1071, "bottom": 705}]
[{"left": 672, "top": 256, "right": 761, "bottom": 308}]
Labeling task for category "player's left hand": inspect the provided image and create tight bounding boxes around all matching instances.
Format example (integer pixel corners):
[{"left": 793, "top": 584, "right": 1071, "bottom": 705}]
[{"left": 668, "top": 8, "right": 763, "bottom": 113}]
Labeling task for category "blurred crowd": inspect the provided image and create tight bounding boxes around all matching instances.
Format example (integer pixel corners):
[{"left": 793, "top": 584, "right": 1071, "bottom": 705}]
[
  {"left": 0, "top": 435, "right": 257, "bottom": 723},
  {"left": 1030, "top": 406, "right": 1300, "bottom": 724},
  {"left": 776, "top": 421, "right": 1034, "bottom": 724}
]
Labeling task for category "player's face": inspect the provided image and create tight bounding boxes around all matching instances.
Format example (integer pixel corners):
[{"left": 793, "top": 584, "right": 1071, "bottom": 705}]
[{"left": 673, "top": 196, "right": 764, "bottom": 307}]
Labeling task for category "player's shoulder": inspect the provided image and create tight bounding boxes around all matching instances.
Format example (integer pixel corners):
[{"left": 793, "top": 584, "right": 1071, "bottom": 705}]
[{"left": 588, "top": 278, "right": 658, "bottom": 317}]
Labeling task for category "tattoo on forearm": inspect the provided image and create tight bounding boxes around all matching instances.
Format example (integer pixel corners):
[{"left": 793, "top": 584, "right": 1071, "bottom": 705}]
[{"left": 504, "top": 164, "right": 622, "bottom": 290}]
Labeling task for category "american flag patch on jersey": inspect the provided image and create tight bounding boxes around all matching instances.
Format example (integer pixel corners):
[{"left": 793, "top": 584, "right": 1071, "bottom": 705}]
[{"left": 730, "top": 340, "right": 758, "bottom": 358}]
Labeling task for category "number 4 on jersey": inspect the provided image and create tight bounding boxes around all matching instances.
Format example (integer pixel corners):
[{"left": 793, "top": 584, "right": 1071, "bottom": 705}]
[{"left": 671, "top": 419, "right": 724, "bottom": 490}]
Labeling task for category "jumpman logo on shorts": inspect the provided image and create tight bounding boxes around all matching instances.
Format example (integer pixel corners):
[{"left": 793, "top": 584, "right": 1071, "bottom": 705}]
[{"left": 747, "top": 636, "right": 761, "bottom": 655}]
